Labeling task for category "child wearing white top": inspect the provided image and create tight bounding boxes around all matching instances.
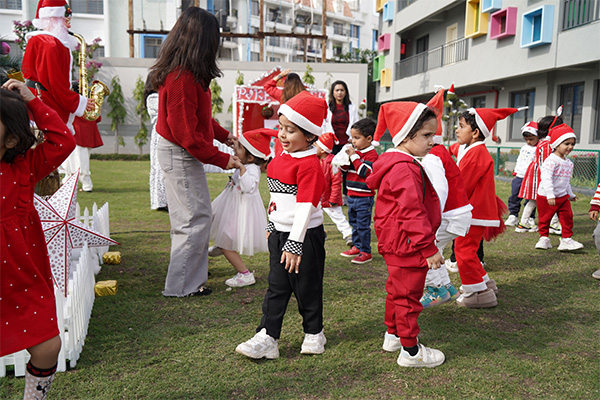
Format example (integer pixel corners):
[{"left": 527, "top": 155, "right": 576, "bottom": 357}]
[
  {"left": 535, "top": 124, "right": 583, "bottom": 251},
  {"left": 589, "top": 184, "right": 600, "bottom": 279}
]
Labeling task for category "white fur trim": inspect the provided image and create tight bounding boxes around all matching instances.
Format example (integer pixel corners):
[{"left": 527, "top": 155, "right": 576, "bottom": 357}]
[
  {"left": 551, "top": 132, "right": 577, "bottom": 149},
  {"left": 392, "top": 103, "right": 428, "bottom": 147},
  {"left": 315, "top": 140, "right": 332, "bottom": 153},
  {"left": 279, "top": 104, "right": 323, "bottom": 136},
  {"left": 238, "top": 134, "right": 269, "bottom": 159},
  {"left": 39, "top": 6, "right": 66, "bottom": 18},
  {"left": 433, "top": 135, "right": 443, "bottom": 144},
  {"left": 468, "top": 108, "right": 489, "bottom": 138},
  {"left": 521, "top": 123, "right": 538, "bottom": 136}
]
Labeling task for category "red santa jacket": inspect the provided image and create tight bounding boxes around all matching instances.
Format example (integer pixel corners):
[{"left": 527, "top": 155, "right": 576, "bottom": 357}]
[
  {"left": 73, "top": 116, "right": 103, "bottom": 148},
  {"left": 22, "top": 32, "right": 87, "bottom": 131},
  {"left": 320, "top": 153, "right": 343, "bottom": 208},
  {"left": 366, "top": 150, "right": 440, "bottom": 267},
  {"left": 457, "top": 141, "right": 501, "bottom": 227}
]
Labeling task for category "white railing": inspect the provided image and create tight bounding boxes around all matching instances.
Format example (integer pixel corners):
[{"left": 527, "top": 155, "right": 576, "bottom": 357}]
[{"left": 0, "top": 203, "right": 111, "bottom": 377}]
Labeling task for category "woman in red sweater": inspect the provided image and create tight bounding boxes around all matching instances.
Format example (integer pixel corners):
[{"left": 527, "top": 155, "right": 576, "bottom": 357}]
[
  {"left": 324, "top": 80, "right": 359, "bottom": 155},
  {"left": 150, "top": 7, "right": 239, "bottom": 298}
]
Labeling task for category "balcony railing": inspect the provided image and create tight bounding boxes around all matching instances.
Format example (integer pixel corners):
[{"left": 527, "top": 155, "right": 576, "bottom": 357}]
[
  {"left": 561, "top": 0, "right": 600, "bottom": 30},
  {"left": 395, "top": 37, "right": 468, "bottom": 80}
]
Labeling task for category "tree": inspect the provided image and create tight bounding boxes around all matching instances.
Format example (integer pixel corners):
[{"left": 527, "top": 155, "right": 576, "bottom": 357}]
[
  {"left": 303, "top": 64, "right": 315, "bottom": 85},
  {"left": 71, "top": 37, "right": 103, "bottom": 83},
  {"left": 0, "top": 40, "right": 21, "bottom": 86},
  {"left": 133, "top": 76, "right": 149, "bottom": 155},
  {"left": 443, "top": 91, "right": 468, "bottom": 146},
  {"left": 227, "top": 70, "right": 245, "bottom": 114},
  {"left": 210, "top": 79, "right": 224, "bottom": 124},
  {"left": 12, "top": 20, "right": 35, "bottom": 52},
  {"left": 106, "top": 76, "right": 127, "bottom": 153}
]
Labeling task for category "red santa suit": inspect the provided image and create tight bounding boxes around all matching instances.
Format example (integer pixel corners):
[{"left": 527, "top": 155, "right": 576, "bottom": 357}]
[
  {"left": 22, "top": 31, "right": 87, "bottom": 134},
  {"left": 367, "top": 149, "right": 441, "bottom": 347},
  {"left": 455, "top": 141, "right": 504, "bottom": 292}
]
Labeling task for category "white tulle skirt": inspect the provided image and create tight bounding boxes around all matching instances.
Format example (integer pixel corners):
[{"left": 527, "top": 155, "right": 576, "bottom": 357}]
[{"left": 210, "top": 185, "right": 268, "bottom": 256}]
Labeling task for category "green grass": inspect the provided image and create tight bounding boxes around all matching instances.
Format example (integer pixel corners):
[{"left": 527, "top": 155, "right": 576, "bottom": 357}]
[{"left": 2, "top": 160, "right": 599, "bottom": 399}]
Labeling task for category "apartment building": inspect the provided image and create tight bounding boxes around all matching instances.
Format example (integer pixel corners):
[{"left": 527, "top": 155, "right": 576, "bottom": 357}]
[
  {"left": 374, "top": 0, "right": 600, "bottom": 148},
  {"left": 0, "top": 0, "right": 379, "bottom": 62}
]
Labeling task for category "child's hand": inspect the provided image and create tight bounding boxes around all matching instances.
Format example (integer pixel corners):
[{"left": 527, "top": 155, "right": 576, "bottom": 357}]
[
  {"left": 426, "top": 252, "right": 444, "bottom": 270},
  {"left": 570, "top": 196, "right": 578, "bottom": 202},
  {"left": 281, "top": 251, "right": 301, "bottom": 274},
  {"left": 346, "top": 146, "right": 356, "bottom": 157},
  {"left": 226, "top": 133, "right": 236, "bottom": 147},
  {"left": 2, "top": 79, "right": 35, "bottom": 102},
  {"left": 225, "top": 155, "right": 241, "bottom": 170},
  {"left": 547, "top": 198, "right": 556, "bottom": 206},
  {"left": 590, "top": 210, "right": 598, "bottom": 221}
]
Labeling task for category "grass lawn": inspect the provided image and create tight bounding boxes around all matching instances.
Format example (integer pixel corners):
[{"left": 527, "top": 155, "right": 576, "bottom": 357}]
[{"left": 1, "top": 159, "right": 599, "bottom": 399}]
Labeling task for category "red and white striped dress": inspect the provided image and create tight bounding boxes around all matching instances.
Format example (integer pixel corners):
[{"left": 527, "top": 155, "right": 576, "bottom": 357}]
[{"left": 519, "top": 137, "right": 552, "bottom": 200}]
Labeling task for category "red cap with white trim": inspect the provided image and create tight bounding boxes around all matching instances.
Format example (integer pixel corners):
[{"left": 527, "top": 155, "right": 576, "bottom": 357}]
[
  {"left": 278, "top": 91, "right": 328, "bottom": 137},
  {"left": 373, "top": 101, "right": 429, "bottom": 147},
  {"left": 467, "top": 107, "right": 526, "bottom": 138}
]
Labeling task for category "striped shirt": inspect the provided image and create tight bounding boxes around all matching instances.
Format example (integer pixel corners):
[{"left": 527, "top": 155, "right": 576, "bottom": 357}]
[{"left": 342, "top": 146, "right": 379, "bottom": 197}]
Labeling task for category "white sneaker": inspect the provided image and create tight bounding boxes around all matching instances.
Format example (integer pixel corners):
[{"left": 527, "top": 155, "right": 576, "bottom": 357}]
[
  {"left": 382, "top": 332, "right": 402, "bottom": 352},
  {"left": 535, "top": 236, "right": 552, "bottom": 250},
  {"left": 505, "top": 215, "right": 518, "bottom": 226},
  {"left": 557, "top": 237, "right": 584, "bottom": 251},
  {"left": 527, "top": 218, "right": 538, "bottom": 232},
  {"left": 208, "top": 245, "right": 223, "bottom": 257},
  {"left": 236, "top": 328, "right": 279, "bottom": 359},
  {"left": 549, "top": 223, "right": 562, "bottom": 235},
  {"left": 300, "top": 330, "right": 326, "bottom": 354},
  {"left": 445, "top": 259, "right": 458, "bottom": 273},
  {"left": 225, "top": 272, "right": 256, "bottom": 287},
  {"left": 397, "top": 343, "right": 445, "bottom": 368}
]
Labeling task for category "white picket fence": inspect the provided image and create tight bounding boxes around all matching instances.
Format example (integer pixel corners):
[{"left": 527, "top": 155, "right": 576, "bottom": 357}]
[{"left": 0, "top": 203, "right": 111, "bottom": 377}]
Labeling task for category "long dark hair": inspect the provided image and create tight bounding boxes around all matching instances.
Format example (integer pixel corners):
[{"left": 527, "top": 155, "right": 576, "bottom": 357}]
[
  {"left": 537, "top": 115, "right": 563, "bottom": 139},
  {"left": 280, "top": 73, "right": 305, "bottom": 104},
  {"left": 0, "top": 89, "right": 36, "bottom": 163},
  {"left": 328, "top": 80, "right": 351, "bottom": 113},
  {"left": 150, "top": 7, "right": 222, "bottom": 90}
]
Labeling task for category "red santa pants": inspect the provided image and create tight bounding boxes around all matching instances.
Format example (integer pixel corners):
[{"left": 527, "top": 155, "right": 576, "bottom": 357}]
[
  {"left": 537, "top": 195, "right": 573, "bottom": 238},
  {"left": 384, "top": 264, "right": 428, "bottom": 348},
  {"left": 454, "top": 225, "right": 488, "bottom": 293}
]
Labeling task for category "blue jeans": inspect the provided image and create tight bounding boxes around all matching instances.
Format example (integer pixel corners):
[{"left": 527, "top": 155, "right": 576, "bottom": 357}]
[
  {"left": 508, "top": 176, "right": 535, "bottom": 218},
  {"left": 347, "top": 196, "right": 374, "bottom": 254}
]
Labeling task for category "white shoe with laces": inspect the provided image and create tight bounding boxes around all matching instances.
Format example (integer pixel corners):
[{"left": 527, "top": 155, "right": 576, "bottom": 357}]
[
  {"left": 397, "top": 343, "right": 445, "bottom": 368},
  {"left": 535, "top": 236, "right": 552, "bottom": 250},
  {"left": 236, "top": 328, "right": 279, "bottom": 359},
  {"left": 225, "top": 272, "right": 255, "bottom": 287},
  {"left": 382, "top": 332, "right": 402, "bottom": 352},
  {"left": 301, "top": 330, "right": 327, "bottom": 354},
  {"left": 557, "top": 237, "right": 584, "bottom": 251},
  {"left": 505, "top": 215, "right": 518, "bottom": 226}
]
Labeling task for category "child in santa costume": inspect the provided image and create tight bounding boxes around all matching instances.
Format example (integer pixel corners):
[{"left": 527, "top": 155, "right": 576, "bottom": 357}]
[
  {"left": 236, "top": 91, "right": 327, "bottom": 359},
  {"left": 420, "top": 88, "right": 472, "bottom": 308},
  {"left": 589, "top": 184, "right": 600, "bottom": 279},
  {"left": 316, "top": 131, "right": 353, "bottom": 245},
  {"left": 209, "top": 130, "right": 272, "bottom": 287},
  {"left": 505, "top": 121, "right": 539, "bottom": 227},
  {"left": 21, "top": 0, "right": 93, "bottom": 134},
  {"left": 517, "top": 113, "right": 564, "bottom": 233},
  {"left": 366, "top": 101, "right": 445, "bottom": 368},
  {"left": 1, "top": 79, "right": 76, "bottom": 400},
  {"left": 535, "top": 124, "right": 584, "bottom": 251},
  {"left": 454, "top": 107, "right": 517, "bottom": 308}
]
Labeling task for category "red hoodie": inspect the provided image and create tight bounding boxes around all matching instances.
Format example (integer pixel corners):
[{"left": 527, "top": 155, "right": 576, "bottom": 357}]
[{"left": 366, "top": 150, "right": 441, "bottom": 267}]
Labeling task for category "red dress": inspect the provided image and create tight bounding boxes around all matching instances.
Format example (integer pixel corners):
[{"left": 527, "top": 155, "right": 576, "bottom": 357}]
[
  {"left": 0, "top": 98, "right": 76, "bottom": 357},
  {"left": 519, "top": 137, "right": 552, "bottom": 200}
]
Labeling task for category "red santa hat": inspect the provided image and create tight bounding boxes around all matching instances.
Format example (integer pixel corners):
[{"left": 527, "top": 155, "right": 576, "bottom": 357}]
[
  {"left": 447, "top": 83, "right": 455, "bottom": 95},
  {"left": 238, "top": 129, "right": 273, "bottom": 160},
  {"left": 426, "top": 88, "right": 445, "bottom": 143},
  {"left": 549, "top": 124, "right": 576, "bottom": 149},
  {"left": 467, "top": 107, "right": 527, "bottom": 138},
  {"left": 521, "top": 121, "right": 539, "bottom": 136},
  {"left": 35, "top": 0, "right": 71, "bottom": 19},
  {"left": 316, "top": 131, "right": 338, "bottom": 153},
  {"left": 278, "top": 91, "right": 328, "bottom": 137},
  {"left": 373, "top": 101, "right": 429, "bottom": 147}
]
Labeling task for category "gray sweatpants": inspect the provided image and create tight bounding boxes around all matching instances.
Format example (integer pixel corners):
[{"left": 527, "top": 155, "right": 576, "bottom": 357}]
[
  {"left": 594, "top": 221, "right": 600, "bottom": 257},
  {"left": 157, "top": 136, "right": 211, "bottom": 297}
]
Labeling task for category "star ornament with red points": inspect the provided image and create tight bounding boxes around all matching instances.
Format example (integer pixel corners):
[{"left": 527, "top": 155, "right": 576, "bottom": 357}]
[{"left": 34, "top": 171, "right": 119, "bottom": 296}]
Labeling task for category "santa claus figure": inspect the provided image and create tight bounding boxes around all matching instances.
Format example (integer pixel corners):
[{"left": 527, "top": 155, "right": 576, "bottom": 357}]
[{"left": 21, "top": 0, "right": 93, "bottom": 134}]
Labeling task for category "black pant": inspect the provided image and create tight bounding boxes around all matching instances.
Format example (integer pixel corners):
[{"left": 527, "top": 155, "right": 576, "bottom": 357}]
[{"left": 258, "top": 226, "right": 326, "bottom": 339}]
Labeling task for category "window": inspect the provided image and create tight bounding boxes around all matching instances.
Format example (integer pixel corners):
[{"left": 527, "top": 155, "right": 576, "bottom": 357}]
[
  {"left": 383, "top": 1, "right": 394, "bottom": 22},
  {"left": 559, "top": 82, "right": 585, "bottom": 139},
  {"left": 481, "top": 0, "right": 501, "bottom": 14},
  {"left": 490, "top": 7, "right": 518, "bottom": 39},
  {"left": 92, "top": 46, "right": 105, "bottom": 58},
  {"left": 378, "top": 34, "right": 391, "bottom": 52},
  {"left": 333, "top": 22, "right": 345, "bottom": 36},
  {"left": 373, "top": 55, "right": 385, "bottom": 81},
  {"left": 415, "top": 35, "right": 428, "bottom": 74},
  {"left": 372, "top": 29, "right": 379, "bottom": 51},
  {"left": 521, "top": 5, "right": 555, "bottom": 48},
  {"left": 594, "top": 80, "right": 600, "bottom": 142},
  {"left": 71, "top": 0, "right": 103, "bottom": 14},
  {"left": 268, "top": 8, "right": 282, "bottom": 23},
  {"left": 141, "top": 35, "right": 166, "bottom": 59},
  {"left": 251, "top": 0, "right": 259, "bottom": 16},
  {"left": 251, "top": 52, "right": 260, "bottom": 61},
  {"left": 0, "top": 0, "right": 21, "bottom": 10},
  {"left": 472, "top": 96, "right": 486, "bottom": 108},
  {"left": 509, "top": 89, "right": 535, "bottom": 141},
  {"left": 350, "top": 24, "right": 360, "bottom": 39},
  {"left": 465, "top": 0, "right": 489, "bottom": 38}
]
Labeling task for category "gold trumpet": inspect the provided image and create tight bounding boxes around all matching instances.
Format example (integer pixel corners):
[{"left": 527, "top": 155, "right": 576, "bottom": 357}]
[{"left": 71, "top": 32, "right": 109, "bottom": 121}]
